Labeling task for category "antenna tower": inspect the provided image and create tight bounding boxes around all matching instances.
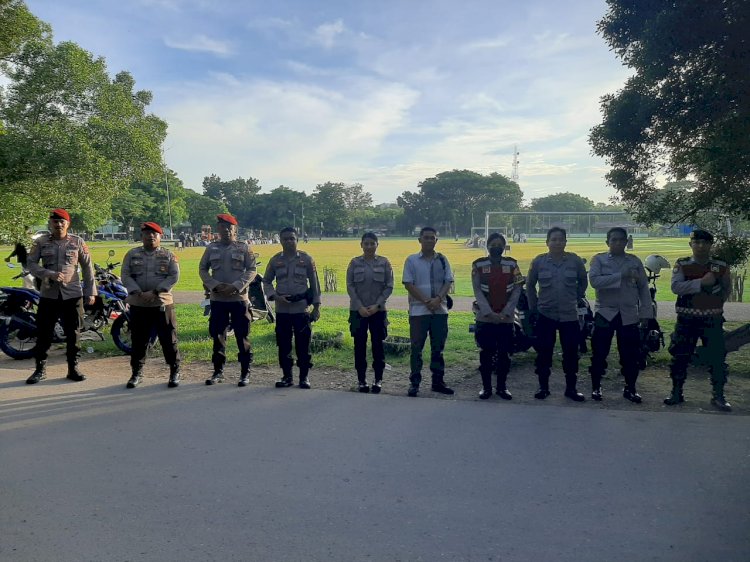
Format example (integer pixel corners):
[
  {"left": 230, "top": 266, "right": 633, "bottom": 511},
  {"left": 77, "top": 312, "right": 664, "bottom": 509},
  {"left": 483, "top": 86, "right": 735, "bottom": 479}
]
[{"left": 511, "top": 145, "right": 520, "bottom": 182}]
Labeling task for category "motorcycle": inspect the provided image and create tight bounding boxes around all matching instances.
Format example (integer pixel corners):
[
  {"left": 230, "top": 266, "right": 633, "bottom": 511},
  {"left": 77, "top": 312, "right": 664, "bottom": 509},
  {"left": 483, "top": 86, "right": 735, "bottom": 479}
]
[
  {"left": 638, "top": 254, "right": 671, "bottom": 368},
  {"left": 0, "top": 249, "right": 149, "bottom": 359}
]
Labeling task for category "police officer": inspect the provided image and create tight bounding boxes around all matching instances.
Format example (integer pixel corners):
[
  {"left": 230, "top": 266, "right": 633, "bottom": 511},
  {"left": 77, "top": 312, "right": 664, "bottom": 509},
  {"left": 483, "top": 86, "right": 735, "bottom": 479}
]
[
  {"left": 199, "top": 213, "right": 257, "bottom": 387},
  {"left": 588, "top": 227, "right": 653, "bottom": 402},
  {"left": 263, "top": 227, "right": 321, "bottom": 389},
  {"left": 121, "top": 222, "right": 181, "bottom": 389},
  {"left": 665, "top": 229, "right": 732, "bottom": 411},
  {"left": 26, "top": 209, "right": 97, "bottom": 384},
  {"left": 526, "top": 227, "right": 588, "bottom": 401},
  {"left": 346, "top": 232, "right": 394, "bottom": 393},
  {"left": 471, "top": 233, "right": 523, "bottom": 400}
]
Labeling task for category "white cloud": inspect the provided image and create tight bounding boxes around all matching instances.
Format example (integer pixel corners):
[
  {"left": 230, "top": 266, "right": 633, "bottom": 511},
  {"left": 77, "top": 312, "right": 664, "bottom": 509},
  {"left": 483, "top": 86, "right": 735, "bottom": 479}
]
[
  {"left": 459, "top": 35, "right": 512, "bottom": 53},
  {"left": 163, "top": 34, "right": 232, "bottom": 56},
  {"left": 313, "top": 19, "right": 346, "bottom": 49}
]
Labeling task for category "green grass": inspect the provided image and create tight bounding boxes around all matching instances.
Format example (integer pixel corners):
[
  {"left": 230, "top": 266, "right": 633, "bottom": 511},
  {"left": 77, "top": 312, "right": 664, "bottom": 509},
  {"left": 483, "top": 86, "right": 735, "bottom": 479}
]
[
  {"left": 1, "top": 237, "right": 747, "bottom": 303},
  {"left": 78, "top": 304, "right": 749, "bottom": 377}
]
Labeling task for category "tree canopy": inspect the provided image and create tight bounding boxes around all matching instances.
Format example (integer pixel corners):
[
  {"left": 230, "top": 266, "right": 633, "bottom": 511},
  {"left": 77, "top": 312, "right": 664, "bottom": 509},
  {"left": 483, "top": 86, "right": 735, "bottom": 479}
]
[
  {"left": 530, "top": 192, "right": 595, "bottom": 212},
  {"left": 590, "top": 0, "right": 750, "bottom": 225},
  {"left": 397, "top": 170, "right": 523, "bottom": 234}
]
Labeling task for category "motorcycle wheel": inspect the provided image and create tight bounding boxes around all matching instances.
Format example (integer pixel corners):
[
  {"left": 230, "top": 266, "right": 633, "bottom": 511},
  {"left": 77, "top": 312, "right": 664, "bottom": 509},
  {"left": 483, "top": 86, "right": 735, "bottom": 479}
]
[
  {"left": 110, "top": 314, "right": 156, "bottom": 355},
  {"left": 0, "top": 312, "right": 38, "bottom": 360}
]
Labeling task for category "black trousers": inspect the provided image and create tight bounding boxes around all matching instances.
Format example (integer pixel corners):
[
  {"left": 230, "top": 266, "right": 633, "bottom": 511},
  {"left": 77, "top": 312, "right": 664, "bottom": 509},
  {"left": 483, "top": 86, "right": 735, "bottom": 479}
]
[
  {"left": 409, "top": 314, "right": 449, "bottom": 386},
  {"left": 349, "top": 310, "right": 388, "bottom": 381},
  {"left": 669, "top": 314, "right": 727, "bottom": 386},
  {"left": 209, "top": 300, "right": 253, "bottom": 370},
  {"left": 589, "top": 313, "right": 641, "bottom": 390},
  {"left": 475, "top": 321, "right": 513, "bottom": 389},
  {"left": 534, "top": 313, "right": 580, "bottom": 381},
  {"left": 35, "top": 296, "right": 83, "bottom": 363},
  {"left": 275, "top": 313, "right": 312, "bottom": 377},
  {"left": 129, "top": 305, "right": 180, "bottom": 370}
]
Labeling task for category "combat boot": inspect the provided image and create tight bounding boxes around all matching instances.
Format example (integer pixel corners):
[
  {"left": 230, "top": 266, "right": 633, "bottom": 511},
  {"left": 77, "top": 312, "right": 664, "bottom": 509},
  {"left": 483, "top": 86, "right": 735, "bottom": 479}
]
[
  {"left": 66, "top": 358, "right": 87, "bottom": 382},
  {"left": 238, "top": 366, "right": 250, "bottom": 387},
  {"left": 534, "top": 373, "right": 550, "bottom": 399},
  {"left": 564, "top": 375, "right": 585, "bottom": 402},
  {"left": 275, "top": 372, "right": 293, "bottom": 388},
  {"left": 126, "top": 368, "right": 143, "bottom": 389},
  {"left": 371, "top": 377, "right": 382, "bottom": 394},
  {"left": 299, "top": 368, "right": 311, "bottom": 389},
  {"left": 206, "top": 367, "right": 224, "bottom": 385},
  {"left": 663, "top": 380, "right": 684, "bottom": 406},
  {"left": 26, "top": 360, "right": 47, "bottom": 384},
  {"left": 711, "top": 385, "right": 732, "bottom": 412},
  {"left": 496, "top": 373, "right": 512, "bottom": 400},
  {"left": 168, "top": 364, "right": 181, "bottom": 388}
]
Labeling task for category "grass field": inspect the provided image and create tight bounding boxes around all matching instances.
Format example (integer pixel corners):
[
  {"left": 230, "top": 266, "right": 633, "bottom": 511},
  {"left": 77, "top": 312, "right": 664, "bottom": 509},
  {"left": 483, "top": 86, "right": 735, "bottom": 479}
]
[{"left": 2, "top": 236, "right": 746, "bottom": 303}]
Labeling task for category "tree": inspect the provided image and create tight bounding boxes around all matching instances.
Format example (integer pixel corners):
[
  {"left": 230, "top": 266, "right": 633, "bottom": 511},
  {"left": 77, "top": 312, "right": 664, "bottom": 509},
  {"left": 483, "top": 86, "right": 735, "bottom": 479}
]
[
  {"left": 0, "top": 0, "right": 51, "bottom": 62},
  {"left": 127, "top": 170, "right": 188, "bottom": 235},
  {"left": 0, "top": 35, "right": 167, "bottom": 240},
  {"left": 250, "top": 186, "right": 309, "bottom": 233},
  {"left": 342, "top": 183, "right": 373, "bottom": 212},
  {"left": 310, "top": 182, "right": 349, "bottom": 235},
  {"left": 397, "top": 170, "right": 523, "bottom": 234},
  {"left": 590, "top": 1, "right": 750, "bottom": 226},
  {"left": 202, "top": 174, "right": 261, "bottom": 225},
  {"left": 184, "top": 190, "right": 228, "bottom": 232},
  {"left": 530, "top": 192, "right": 595, "bottom": 212}
]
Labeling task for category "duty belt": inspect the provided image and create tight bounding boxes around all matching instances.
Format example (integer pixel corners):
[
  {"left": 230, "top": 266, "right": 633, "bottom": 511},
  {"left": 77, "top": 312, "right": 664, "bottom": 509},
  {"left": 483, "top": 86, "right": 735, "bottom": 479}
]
[{"left": 675, "top": 306, "right": 723, "bottom": 317}]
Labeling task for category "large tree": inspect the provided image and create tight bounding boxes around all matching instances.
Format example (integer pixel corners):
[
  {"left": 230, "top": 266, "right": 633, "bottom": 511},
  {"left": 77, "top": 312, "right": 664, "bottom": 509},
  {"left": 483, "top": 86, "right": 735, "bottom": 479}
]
[
  {"left": 184, "top": 190, "right": 228, "bottom": 232},
  {"left": 0, "top": 35, "right": 167, "bottom": 238},
  {"left": 398, "top": 170, "right": 523, "bottom": 233},
  {"left": 250, "top": 186, "right": 309, "bottom": 233},
  {"left": 310, "top": 182, "right": 350, "bottom": 235},
  {"left": 0, "top": 0, "right": 50, "bottom": 62},
  {"left": 589, "top": 0, "right": 750, "bottom": 226},
  {"left": 202, "top": 174, "right": 261, "bottom": 225},
  {"left": 530, "top": 192, "right": 595, "bottom": 212}
]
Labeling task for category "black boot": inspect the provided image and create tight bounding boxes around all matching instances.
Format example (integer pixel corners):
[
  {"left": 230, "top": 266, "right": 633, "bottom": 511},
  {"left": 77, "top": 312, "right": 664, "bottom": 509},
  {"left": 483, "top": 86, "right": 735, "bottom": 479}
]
[
  {"left": 168, "top": 364, "right": 181, "bottom": 388},
  {"left": 623, "top": 386, "right": 642, "bottom": 403},
  {"left": 206, "top": 366, "right": 224, "bottom": 385},
  {"left": 26, "top": 360, "right": 47, "bottom": 384},
  {"left": 66, "top": 358, "right": 87, "bottom": 382},
  {"left": 127, "top": 368, "right": 143, "bottom": 389},
  {"left": 371, "top": 376, "right": 382, "bottom": 394},
  {"left": 479, "top": 371, "right": 492, "bottom": 399},
  {"left": 238, "top": 366, "right": 250, "bottom": 387},
  {"left": 496, "top": 373, "right": 512, "bottom": 400},
  {"left": 299, "top": 369, "right": 311, "bottom": 389},
  {"left": 357, "top": 372, "right": 370, "bottom": 393},
  {"left": 711, "top": 384, "right": 732, "bottom": 412},
  {"left": 534, "top": 374, "right": 550, "bottom": 399},
  {"left": 591, "top": 373, "right": 603, "bottom": 401},
  {"left": 275, "top": 372, "right": 293, "bottom": 388},
  {"left": 431, "top": 377, "right": 454, "bottom": 395},
  {"left": 564, "top": 375, "right": 585, "bottom": 402},
  {"left": 663, "top": 380, "right": 684, "bottom": 405}
]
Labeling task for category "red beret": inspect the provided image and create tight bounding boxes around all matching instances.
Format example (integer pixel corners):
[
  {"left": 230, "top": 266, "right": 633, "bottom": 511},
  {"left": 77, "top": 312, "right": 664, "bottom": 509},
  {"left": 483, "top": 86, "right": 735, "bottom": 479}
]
[
  {"left": 217, "top": 213, "right": 238, "bottom": 226},
  {"left": 50, "top": 208, "right": 70, "bottom": 222},
  {"left": 141, "top": 222, "right": 163, "bottom": 235}
]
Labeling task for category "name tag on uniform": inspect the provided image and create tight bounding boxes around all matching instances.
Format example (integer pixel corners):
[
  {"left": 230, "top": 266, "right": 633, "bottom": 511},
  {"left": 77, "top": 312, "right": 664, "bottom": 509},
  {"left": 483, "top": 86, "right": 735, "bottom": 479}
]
[
  {"left": 482, "top": 266, "right": 491, "bottom": 273},
  {"left": 502, "top": 266, "right": 511, "bottom": 273},
  {"left": 159, "top": 264, "right": 168, "bottom": 273},
  {"left": 711, "top": 265, "right": 720, "bottom": 273}
]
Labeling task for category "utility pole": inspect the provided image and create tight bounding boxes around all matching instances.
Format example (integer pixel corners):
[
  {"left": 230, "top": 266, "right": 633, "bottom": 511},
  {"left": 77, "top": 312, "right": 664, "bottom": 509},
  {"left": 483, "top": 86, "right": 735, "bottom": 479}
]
[{"left": 511, "top": 145, "right": 520, "bottom": 182}]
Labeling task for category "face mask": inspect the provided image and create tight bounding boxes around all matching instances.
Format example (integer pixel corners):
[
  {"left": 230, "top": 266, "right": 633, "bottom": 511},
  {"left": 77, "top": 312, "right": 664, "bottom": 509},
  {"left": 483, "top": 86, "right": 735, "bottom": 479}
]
[{"left": 489, "top": 247, "right": 504, "bottom": 258}]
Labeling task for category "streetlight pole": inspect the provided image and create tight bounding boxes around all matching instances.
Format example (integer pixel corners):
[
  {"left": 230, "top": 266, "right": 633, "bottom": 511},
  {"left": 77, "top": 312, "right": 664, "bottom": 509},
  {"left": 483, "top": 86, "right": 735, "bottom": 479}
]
[
  {"left": 301, "top": 203, "right": 305, "bottom": 237},
  {"left": 161, "top": 147, "right": 173, "bottom": 239}
]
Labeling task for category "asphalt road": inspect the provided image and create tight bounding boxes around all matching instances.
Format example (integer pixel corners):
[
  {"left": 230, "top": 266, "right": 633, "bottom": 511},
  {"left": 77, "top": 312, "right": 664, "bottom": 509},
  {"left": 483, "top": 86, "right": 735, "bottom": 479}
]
[
  {"left": 2, "top": 368, "right": 749, "bottom": 561},
  {"left": 175, "top": 291, "right": 750, "bottom": 322}
]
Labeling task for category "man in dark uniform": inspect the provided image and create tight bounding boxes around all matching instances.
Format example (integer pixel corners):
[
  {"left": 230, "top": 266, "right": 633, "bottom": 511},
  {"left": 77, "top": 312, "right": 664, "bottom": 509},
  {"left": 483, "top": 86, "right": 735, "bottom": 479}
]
[
  {"left": 665, "top": 229, "right": 732, "bottom": 411},
  {"left": 121, "top": 222, "right": 182, "bottom": 389},
  {"left": 263, "top": 227, "right": 321, "bottom": 389},
  {"left": 199, "top": 213, "right": 257, "bottom": 387},
  {"left": 26, "top": 208, "right": 97, "bottom": 384}
]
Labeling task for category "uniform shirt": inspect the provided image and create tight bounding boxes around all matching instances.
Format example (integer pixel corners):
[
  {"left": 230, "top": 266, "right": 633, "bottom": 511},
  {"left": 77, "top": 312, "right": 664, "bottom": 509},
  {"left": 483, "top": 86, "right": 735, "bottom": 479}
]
[
  {"left": 671, "top": 256, "right": 731, "bottom": 317},
  {"left": 402, "top": 252, "right": 454, "bottom": 316},
  {"left": 471, "top": 256, "right": 523, "bottom": 323},
  {"left": 262, "top": 251, "right": 322, "bottom": 314},
  {"left": 346, "top": 255, "right": 394, "bottom": 311},
  {"left": 198, "top": 240, "right": 257, "bottom": 303},
  {"left": 588, "top": 252, "right": 653, "bottom": 325},
  {"left": 526, "top": 252, "right": 588, "bottom": 322},
  {"left": 121, "top": 246, "right": 180, "bottom": 307},
  {"left": 27, "top": 234, "right": 96, "bottom": 300}
]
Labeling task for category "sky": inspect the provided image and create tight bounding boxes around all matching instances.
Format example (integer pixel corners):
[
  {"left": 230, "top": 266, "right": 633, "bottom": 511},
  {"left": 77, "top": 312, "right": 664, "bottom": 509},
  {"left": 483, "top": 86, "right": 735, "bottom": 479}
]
[{"left": 25, "top": 0, "right": 631, "bottom": 204}]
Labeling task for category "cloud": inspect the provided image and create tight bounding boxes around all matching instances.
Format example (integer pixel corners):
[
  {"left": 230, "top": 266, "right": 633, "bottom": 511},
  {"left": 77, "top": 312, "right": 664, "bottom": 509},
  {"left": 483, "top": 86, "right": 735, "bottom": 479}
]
[
  {"left": 313, "top": 19, "right": 346, "bottom": 49},
  {"left": 459, "top": 35, "right": 512, "bottom": 53},
  {"left": 163, "top": 34, "right": 232, "bottom": 55}
]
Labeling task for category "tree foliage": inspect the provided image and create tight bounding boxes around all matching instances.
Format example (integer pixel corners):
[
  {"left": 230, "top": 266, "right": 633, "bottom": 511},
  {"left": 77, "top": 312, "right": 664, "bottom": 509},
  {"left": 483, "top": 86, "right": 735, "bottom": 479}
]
[
  {"left": 590, "top": 0, "right": 750, "bottom": 225},
  {"left": 0, "top": 0, "right": 51, "bottom": 62},
  {"left": 530, "top": 192, "right": 595, "bottom": 212},
  {"left": 202, "top": 174, "right": 261, "bottom": 225},
  {"left": 397, "top": 170, "right": 523, "bottom": 233},
  {"left": 183, "top": 190, "right": 228, "bottom": 232},
  {"left": 0, "top": 16, "right": 167, "bottom": 240}
]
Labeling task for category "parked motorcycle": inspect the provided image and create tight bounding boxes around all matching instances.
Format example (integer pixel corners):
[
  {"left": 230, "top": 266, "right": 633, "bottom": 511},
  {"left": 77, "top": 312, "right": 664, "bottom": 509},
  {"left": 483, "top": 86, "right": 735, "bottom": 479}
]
[{"left": 638, "top": 254, "right": 670, "bottom": 368}]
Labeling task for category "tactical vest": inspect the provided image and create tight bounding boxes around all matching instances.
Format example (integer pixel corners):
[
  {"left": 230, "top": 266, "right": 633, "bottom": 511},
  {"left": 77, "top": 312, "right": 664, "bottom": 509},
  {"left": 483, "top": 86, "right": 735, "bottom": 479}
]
[
  {"left": 473, "top": 257, "right": 521, "bottom": 312},
  {"left": 674, "top": 257, "right": 729, "bottom": 316}
]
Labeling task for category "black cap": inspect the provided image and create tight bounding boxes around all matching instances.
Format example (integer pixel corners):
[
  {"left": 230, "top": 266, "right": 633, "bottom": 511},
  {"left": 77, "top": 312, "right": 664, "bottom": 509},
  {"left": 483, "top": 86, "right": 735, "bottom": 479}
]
[{"left": 690, "top": 229, "right": 714, "bottom": 243}]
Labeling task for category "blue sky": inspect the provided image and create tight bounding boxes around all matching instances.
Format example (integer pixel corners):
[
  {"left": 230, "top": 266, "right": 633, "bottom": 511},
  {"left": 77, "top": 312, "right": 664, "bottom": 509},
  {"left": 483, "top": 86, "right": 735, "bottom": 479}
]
[{"left": 25, "top": 0, "right": 630, "bottom": 204}]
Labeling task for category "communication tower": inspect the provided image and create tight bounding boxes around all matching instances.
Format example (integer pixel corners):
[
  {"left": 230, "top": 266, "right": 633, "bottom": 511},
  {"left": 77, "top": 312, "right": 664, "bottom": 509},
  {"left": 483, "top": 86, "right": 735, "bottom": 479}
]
[{"left": 511, "top": 145, "right": 520, "bottom": 182}]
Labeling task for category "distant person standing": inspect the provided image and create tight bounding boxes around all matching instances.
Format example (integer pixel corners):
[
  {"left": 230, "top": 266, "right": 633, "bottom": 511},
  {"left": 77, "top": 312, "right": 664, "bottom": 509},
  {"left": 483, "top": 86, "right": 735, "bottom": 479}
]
[
  {"left": 346, "top": 232, "right": 394, "bottom": 393},
  {"left": 263, "top": 227, "right": 321, "bottom": 389},
  {"left": 25, "top": 209, "right": 97, "bottom": 384},
  {"left": 587, "top": 227, "right": 653, "bottom": 402},
  {"left": 199, "top": 214, "right": 257, "bottom": 387},
  {"left": 526, "top": 227, "right": 588, "bottom": 401},
  {"left": 471, "top": 233, "right": 523, "bottom": 400},
  {"left": 626, "top": 234, "right": 634, "bottom": 250},
  {"left": 665, "top": 229, "right": 732, "bottom": 411},
  {"left": 121, "top": 222, "right": 181, "bottom": 389},
  {"left": 402, "top": 227, "right": 454, "bottom": 397}
]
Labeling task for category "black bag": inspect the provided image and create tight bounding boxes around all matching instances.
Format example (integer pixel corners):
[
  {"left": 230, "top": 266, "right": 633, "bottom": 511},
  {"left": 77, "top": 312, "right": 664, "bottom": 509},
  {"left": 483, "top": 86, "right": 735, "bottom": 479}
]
[{"left": 436, "top": 253, "right": 454, "bottom": 310}]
